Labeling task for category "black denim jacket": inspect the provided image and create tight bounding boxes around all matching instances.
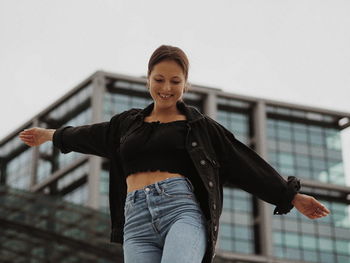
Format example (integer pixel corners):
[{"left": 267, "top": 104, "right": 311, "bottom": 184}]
[{"left": 52, "top": 100, "right": 301, "bottom": 263}]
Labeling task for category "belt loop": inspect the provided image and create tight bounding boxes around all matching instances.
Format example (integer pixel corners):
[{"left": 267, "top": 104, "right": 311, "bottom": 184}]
[
  {"left": 130, "top": 190, "right": 136, "bottom": 204},
  {"left": 155, "top": 181, "right": 162, "bottom": 195},
  {"left": 185, "top": 177, "right": 194, "bottom": 192}
]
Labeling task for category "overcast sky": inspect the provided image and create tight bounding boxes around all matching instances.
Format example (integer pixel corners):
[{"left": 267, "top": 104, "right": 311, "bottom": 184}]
[{"left": 0, "top": 0, "right": 349, "bottom": 183}]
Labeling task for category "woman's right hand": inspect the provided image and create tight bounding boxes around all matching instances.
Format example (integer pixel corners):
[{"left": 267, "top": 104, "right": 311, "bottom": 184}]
[{"left": 18, "top": 127, "right": 56, "bottom": 147}]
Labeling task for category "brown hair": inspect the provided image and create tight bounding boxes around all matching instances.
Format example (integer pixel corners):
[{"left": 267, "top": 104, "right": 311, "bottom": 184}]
[{"left": 147, "top": 45, "right": 191, "bottom": 92}]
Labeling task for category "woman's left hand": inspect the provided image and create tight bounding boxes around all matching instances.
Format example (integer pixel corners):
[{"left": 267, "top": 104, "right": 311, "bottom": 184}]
[{"left": 291, "top": 193, "right": 330, "bottom": 219}]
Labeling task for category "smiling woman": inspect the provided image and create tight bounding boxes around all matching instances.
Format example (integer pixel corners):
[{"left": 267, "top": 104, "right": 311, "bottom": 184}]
[{"left": 18, "top": 44, "right": 330, "bottom": 263}]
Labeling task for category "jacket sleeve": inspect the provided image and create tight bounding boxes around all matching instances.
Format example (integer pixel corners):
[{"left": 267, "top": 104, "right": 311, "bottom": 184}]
[
  {"left": 52, "top": 111, "right": 128, "bottom": 159},
  {"left": 206, "top": 117, "right": 301, "bottom": 215}
]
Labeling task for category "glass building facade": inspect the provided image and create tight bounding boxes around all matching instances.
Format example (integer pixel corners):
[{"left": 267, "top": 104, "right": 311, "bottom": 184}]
[{"left": 0, "top": 71, "right": 349, "bottom": 263}]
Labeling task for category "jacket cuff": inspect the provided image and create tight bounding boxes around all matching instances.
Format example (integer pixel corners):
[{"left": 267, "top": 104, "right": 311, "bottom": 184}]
[
  {"left": 52, "top": 126, "right": 73, "bottom": 154},
  {"left": 273, "top": 176, "right": 301, "bottom": 215}
]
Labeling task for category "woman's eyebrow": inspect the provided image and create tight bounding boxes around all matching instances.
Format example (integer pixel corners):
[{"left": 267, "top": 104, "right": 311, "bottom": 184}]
[{"left": 154, "top": 74, "right": 181, "bottom": 79}]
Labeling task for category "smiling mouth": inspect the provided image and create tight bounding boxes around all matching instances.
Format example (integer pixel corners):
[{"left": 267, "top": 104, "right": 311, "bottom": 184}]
[{"left": 158, "top": 93, "right": 173, "bottom": 99}]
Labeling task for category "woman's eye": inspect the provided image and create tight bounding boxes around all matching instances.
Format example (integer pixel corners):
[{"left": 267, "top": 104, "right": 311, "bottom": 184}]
[{"left": 154, "top": 79, "right": 180, "bottom": 84}]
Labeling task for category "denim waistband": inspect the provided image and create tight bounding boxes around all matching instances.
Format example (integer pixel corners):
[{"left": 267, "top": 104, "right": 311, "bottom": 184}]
[{"left": 125, "top": 176, "right": 194, "bottom": 202}]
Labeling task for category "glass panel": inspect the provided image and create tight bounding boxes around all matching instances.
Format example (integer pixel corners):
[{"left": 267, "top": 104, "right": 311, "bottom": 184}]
[
  {"left": 57, "top": 162, "right": 89, "bottom": 190},
  {"left": 6, "top": 149, "right": 33, "bottom": 190},
  {"left": 103, "top": 93, "right": 152, "bottom": 121},
  {"left": 99, "top": 169, "right": 110, "bottom": 213},
  {"left": 218, "top": 188, "right": 255, "bottom": 254},
  {"left": 267, "top": 118, "right": 346, "bottom": 185},
  {"left": 62, "top": 183, "right": 88, "bottom": 205},
  {"left": 272, "top": 200, "right": 350, "bottom": 262},
  {"left": 217, "top": 110, "right": 250, "bottom": 145}
]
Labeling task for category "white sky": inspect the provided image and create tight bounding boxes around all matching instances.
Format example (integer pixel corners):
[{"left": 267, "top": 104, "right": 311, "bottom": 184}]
[{"left": 0, "top": 0, "right": 349, "bottom": 184}]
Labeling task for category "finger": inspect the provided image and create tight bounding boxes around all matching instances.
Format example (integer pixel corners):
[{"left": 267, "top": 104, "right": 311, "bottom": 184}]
[
  {"left": 309, "top": 214, "right": 318, "bottom": 219},
  {"left": 23, "top": 140, "right": 34, "bottom": 143},
  {"left": 323, "top": 206, "right": 330, "bottom": 214},
  {"left": 307, "top": 212, "right": 316, "bottom": 219},
  {"left": 309, "top": 209, "right": 321, "bottom": 218},
  {"left": 315, "top": 211, "right": 326, "bottom": 217},
  {"left": 312, "top": 212, "right": 325, "bottom": 219},
  {"left": 313, "top": 209, "right": 328, "bottom": 218},
  {"left": 19, "top": 137, "right": 34, "bottom": 141},
  {"left": 317, "top": 204, "right": 330, "bottom": 214},
  {"left": 21, "top": 138, "right": 34, "bottom": 143},
  {"left": 314, "top": 207, "right": 326, "bottom": 215},
  {"left": 19, "top": 133, "right": 34, "bottom": 137},
  {"left": 314, "top": 200, "right": 331, "bottom": 213},
  {"left": 20, "top": 130, "right": 34, "bottom": 135},
  {"left": 19, "top": 135, "right": 34, "bottom": 139}
]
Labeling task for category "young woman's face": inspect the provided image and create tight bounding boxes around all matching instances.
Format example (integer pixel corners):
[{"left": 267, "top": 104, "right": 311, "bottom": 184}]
[{"left": 147, "top": 60, "right": 186, "bottom": 108}]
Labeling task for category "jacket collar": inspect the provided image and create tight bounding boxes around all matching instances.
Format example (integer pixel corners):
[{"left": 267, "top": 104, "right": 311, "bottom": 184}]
[{"left": 134, "top": 100, "right": 204, "bottom": 124}]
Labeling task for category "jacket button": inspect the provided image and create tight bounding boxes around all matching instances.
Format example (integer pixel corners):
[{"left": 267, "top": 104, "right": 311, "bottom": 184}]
[
  {"left": 213, "top": 203, "right": 216, "bottom": 210},
  {"left": 214, "top": 225, "right": 217, "bottom": 231},
  {"left": 200, "top": 159, "right": 206, "bottom": 165},
  {"left": 191, "top": 141, "right": 197, "bottom": 147},
  {"left": 208, "top": 181, "right": 214, "bottom": 188}
]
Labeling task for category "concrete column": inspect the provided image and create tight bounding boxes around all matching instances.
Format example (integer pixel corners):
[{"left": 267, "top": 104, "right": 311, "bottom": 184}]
[
  {"left": 30, "top": 118, "right": 40, "bottom": 190},
  {"left": 253, "top": 101, "right": 273, "bottom": 261},
  {"left": 204, "top": 91, "right": 217, "bottom": 119},
  {"left": 87, "top": 72, "right": 106, "bottom": 209}
]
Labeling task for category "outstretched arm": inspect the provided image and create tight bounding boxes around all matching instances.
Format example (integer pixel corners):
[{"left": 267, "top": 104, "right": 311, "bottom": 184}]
[
  {"left": 206, "top": 116, "right": 331, "bottom": 217},
  {"left": 19, "top": 122, "right": 113, "bottom": 158},
  {"left": 19, "top": 109, "right": 137, "bottom": 159}
]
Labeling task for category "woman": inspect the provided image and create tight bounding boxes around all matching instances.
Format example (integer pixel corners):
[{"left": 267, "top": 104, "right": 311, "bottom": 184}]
[{"left": 19, "top": 45, "right": 330, "bottom": 263}]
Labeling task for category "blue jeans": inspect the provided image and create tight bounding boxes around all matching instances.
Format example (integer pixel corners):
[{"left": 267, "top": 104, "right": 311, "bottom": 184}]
[{"left": 123, "top": 177, "right": 208, "bottom": 263}]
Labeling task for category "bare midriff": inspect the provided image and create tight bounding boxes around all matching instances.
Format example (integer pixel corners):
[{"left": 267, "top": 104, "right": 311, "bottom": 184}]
[{"left": 126, "top": 171, "right": 186, "bottom": 193}]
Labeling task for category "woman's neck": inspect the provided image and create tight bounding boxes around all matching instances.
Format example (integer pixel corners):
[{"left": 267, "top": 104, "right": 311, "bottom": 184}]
[{"left": 151, "top": 104, "right": 180, "bottom": 118}]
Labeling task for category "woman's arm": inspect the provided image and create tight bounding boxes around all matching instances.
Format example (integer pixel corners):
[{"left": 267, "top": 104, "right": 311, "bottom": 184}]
[
  {"left": 206, "top": 116, "right": 330, "bottom": 217},
  {"left": 51, "top": 121, "right": 113, "bottom": 158},
  {"left": 19, "top": 122, "right": 113, "bottom": 158},
  {"left": 19, "top": 109, "right": 137, "bottom": 159},
  {"left": 19, "top": 111, "right": 128, "bottom": 159}
]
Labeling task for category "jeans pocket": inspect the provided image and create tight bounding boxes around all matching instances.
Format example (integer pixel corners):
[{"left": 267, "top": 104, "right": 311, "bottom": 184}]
[{"left": 162, "top": 183, "right": 194, "bottom": 199}]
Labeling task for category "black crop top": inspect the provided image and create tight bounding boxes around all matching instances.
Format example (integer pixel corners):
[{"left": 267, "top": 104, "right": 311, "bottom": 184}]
[{"left": 120, "top": 120, "right": 198, "bottom": 180}]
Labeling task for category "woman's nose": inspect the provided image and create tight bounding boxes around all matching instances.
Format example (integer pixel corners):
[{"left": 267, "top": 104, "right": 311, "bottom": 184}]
[{"left": 161, "top": 82, "right": 172, "bottom": 91}]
